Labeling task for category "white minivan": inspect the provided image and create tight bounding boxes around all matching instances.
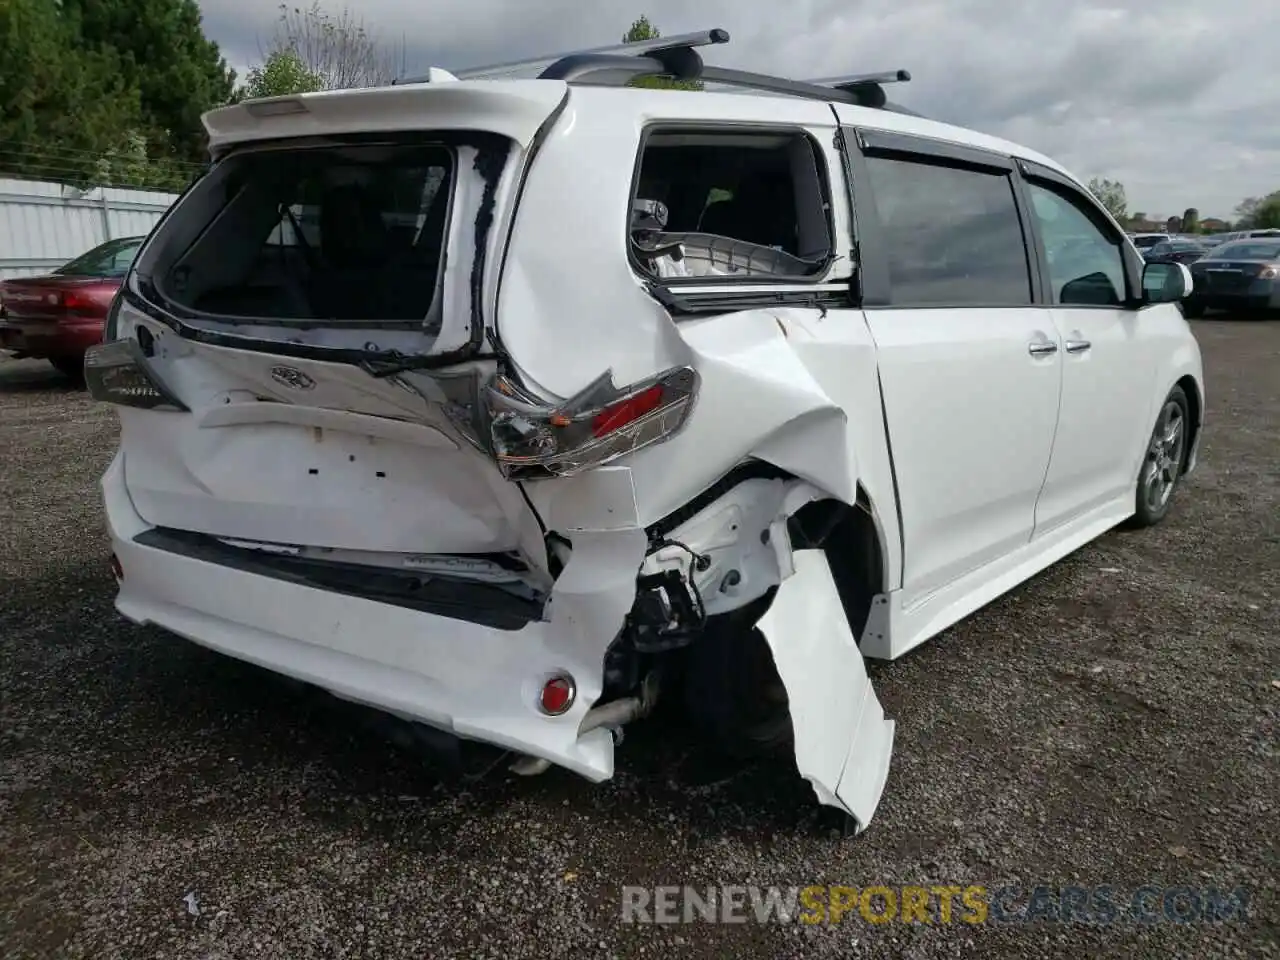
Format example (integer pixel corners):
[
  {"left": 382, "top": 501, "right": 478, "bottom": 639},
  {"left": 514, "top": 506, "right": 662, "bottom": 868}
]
[{"left": 86, "top": 30, "right": 1205, "bottom": 831}]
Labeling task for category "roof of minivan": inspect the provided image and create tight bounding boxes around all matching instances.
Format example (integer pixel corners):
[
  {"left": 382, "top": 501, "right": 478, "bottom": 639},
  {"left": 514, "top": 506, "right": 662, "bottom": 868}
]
[
  {"left": 206, "top": 78, "right": 1078, "bottom": 184},
  {"left": 565, "top": 83, "right": 1079, "bottom": 182}
]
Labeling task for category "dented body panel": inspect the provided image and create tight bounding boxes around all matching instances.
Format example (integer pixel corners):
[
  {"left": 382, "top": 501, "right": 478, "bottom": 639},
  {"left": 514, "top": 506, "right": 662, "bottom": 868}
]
[{"left": 107, "top": 453, "right": 648, "bottom": 780}]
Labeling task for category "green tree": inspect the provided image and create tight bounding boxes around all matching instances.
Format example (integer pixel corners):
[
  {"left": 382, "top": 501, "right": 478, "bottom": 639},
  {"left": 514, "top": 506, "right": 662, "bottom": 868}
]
[
  {"left": 1233, "top": 196, "right": 1261, "bottom": 227},
  {"left": 60, "top": 0, "right": 236, "bottom": 164},
  {"left": 622, "top": 15, "right": 702, "bottom": 91},
  {"left": 1234, "top": 192, "right": 1280, "bottom": 229},
  {"left": 0, "top": 0, "right": 144, "bottom": 184},
  {"left": 1086, "top": 177, "right": 1127, "bottom": 222},
  {"left": 243, "top": 48, "right": 324, "bottom": 99},
  {"left": 89, "top": 128, "right": 202, "bottom": 190},
  {"left": 1253, "top": 193, "right": 1280, "bottom": 229},
  {"left": 1180, "top": 207, "right": 1199, "bottom": 233}
]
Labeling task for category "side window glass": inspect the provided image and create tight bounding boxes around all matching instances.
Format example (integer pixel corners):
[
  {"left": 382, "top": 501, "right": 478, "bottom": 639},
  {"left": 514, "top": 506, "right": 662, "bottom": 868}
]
[
  {"left": 630, "top": 130, "right": 833, "bottom": 281},
  {"left": 1027, "top": 182, "right": 1127, "bottom": 306},
  {"left": 112, "top": 244, "right": 140, "bottom": 272},
  {"left": 863, "top": 155, "right": 1032, "bottom": 307}
]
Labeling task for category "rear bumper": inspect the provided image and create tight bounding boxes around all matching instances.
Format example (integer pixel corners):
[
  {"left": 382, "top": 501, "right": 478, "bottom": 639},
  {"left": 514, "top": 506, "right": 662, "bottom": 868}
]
[
  {"left": 103, "top": 449, "right": 649, "bottom": 781},
  {"left": 1186, "top": 282, "right": 1280, "bottom": 311},
  {"left": 0, "top": 316, "right": 103, "bottom": 358}
]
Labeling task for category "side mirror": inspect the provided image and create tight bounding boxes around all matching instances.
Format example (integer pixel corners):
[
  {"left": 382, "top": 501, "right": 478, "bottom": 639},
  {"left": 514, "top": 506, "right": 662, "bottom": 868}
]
[
  {"left": 1060, "top": 271, "right": 1122, "bottom": 306},
  {"left": 1142, "top": 261, "right": 1192, "bottom": 303}
]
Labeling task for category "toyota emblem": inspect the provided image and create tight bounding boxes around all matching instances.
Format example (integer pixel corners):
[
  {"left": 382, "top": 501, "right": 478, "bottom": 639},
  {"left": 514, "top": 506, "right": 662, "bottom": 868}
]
[{"left": 269, "top": 365, "right": 315, "bottom": 390}]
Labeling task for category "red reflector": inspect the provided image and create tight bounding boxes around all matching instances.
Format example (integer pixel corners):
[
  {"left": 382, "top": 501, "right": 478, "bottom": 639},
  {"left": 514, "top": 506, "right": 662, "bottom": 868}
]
[
  {"left": 539, "top": 675, "right": 576, "bottom": 716},
  {"left": 591, "top": 385, "right": 664, "bottom": 438},
  {"left": 109, "top": 554, "right": 123, "bottom": 580},
  {"left": 62, "top": 292, "right": 92, "bottom": 311}
]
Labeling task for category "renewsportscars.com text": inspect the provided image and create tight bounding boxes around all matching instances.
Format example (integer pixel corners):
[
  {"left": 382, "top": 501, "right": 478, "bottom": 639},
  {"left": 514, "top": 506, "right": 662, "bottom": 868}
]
[{"left": 620, "top": 884, "right": 1251, "bottom": 926}]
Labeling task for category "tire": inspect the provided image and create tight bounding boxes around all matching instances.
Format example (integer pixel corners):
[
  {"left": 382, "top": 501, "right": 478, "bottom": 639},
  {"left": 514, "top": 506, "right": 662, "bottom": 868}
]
[
  {"left": 1130, "top": 385, "right": 1190, "bottom": 528},
  {"left": 50, "top": 355, "right": 85, "bottom": 382},
  {"left": 682, "top": 616, "right": 793, "bottom": 759},
  {"left": 1181, "top": 300, "right": 1205, "bottom": 319}
]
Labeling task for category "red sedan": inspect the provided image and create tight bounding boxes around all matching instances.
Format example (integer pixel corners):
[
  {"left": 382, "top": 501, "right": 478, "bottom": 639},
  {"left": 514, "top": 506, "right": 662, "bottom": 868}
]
[{"left": 0, "top": 236, "right": 143, "bottom": 379}]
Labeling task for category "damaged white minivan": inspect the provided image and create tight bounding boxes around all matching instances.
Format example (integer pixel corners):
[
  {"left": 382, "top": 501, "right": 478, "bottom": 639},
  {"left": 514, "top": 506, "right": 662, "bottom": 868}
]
[{"left": 88, "top": 30, "right": 1205, "bottom": 831}]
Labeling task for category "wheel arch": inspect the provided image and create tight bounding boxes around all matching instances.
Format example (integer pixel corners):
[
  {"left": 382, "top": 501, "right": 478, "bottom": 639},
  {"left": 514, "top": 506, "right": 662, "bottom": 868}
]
[
  {"left": 646, "top": 461, "right": 892, "bottom": 645},
  {"left": 787, "top": 482, "right": 889, "bottom": 644},
  {"left": 1175, "top": 373, "right": 1203, "bottom": 473}
]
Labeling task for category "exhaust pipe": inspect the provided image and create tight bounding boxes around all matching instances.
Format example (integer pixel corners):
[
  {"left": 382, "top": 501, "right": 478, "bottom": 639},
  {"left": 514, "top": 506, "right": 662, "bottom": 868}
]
[{"left": 510, "top": 671, "right": 660, "bottom": 776}]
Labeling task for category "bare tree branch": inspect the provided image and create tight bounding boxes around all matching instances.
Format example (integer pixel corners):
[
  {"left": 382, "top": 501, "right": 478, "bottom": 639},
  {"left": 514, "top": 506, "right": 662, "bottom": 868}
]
[{"left": 263, "top": 3, "right": 401, "bottom": 90}]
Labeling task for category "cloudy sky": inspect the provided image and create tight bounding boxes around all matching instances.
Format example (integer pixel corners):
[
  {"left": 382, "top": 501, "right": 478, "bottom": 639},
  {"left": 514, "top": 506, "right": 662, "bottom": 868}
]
[{"left": 197, "top": 0, "right": 1280, "bottom": 220}]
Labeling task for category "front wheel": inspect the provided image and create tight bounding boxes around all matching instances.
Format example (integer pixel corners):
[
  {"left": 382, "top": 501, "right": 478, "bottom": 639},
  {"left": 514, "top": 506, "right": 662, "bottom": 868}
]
[{"left": 1130, "top": 385, "right": 1189, "bottom": 528}]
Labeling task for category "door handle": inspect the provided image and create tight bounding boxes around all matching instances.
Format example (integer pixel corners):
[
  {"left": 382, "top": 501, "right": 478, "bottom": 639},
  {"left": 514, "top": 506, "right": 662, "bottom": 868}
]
[
  {"left": 1028, "top": 340, "right": 1058, "bottom": 357},
  {"left": 1064, "top": 339, "right": 1092, "bottom": 354}
]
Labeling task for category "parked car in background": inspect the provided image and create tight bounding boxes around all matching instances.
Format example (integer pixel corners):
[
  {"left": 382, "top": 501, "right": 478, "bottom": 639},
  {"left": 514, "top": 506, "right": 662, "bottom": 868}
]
[
  {"left": 1185, "top": 238, "right": 1280, "bottom": 318},
  {"left": 1143, "top": 238, "right": 1208, "bottom": 265},
  {"left": 0, "top": 236, "right": 144, "bottom": 378},
  {"left": 1196, "top": 235, "right": 1227, "bottom": 250},
  {"left": 1129, "top": 232, "right": 1169, "bottom": 253},
  {"left": 1214, "top": 228, "right": 1280, "bottom": 244}
]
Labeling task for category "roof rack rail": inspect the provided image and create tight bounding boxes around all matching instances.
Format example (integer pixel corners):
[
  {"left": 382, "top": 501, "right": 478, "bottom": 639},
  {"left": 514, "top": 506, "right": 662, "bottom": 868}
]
[
  {"left": 803, "top": 70, "right": 912, "bottom": 108},
  {"left": 396, "top": 28, "right": 729, "bottom": 84},
  {"left": 396, "top": 27, "right": 918, "bottom": 115},
  {"left": 538, "top": 58, "right": 918, "bottom": 115}
]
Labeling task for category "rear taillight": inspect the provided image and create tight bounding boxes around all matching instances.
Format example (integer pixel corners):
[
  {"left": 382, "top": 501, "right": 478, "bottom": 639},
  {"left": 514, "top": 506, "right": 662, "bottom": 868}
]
[
  {"left": 591, "top": 384, "right": 664, "bottom": 437},
  {"left": 61, "top": 291, "right": 95, "bottom": 312},
  {"left": 84, "top": 338, "right": 187, "bottom": 411},
  {"left": 484, "top": 366, "right": 698, "bottom": 480}
]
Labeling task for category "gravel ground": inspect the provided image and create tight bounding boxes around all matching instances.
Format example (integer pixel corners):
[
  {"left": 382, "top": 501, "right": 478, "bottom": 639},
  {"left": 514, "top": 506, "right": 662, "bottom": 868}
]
[{"left": 0, "top": 320, "right": 1277, "bottom": 959}]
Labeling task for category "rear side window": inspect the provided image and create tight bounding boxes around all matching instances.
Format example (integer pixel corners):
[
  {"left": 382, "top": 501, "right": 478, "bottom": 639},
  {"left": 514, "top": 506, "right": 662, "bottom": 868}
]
[
  {"left": 864, "top": 157, "right": 1032, "bottom": 307},
  {"left": 159, "top": 143, "right": 454, "bottom": 324},
  {"left": 630, "top": 129, "right": 833, "bottom": 281}
]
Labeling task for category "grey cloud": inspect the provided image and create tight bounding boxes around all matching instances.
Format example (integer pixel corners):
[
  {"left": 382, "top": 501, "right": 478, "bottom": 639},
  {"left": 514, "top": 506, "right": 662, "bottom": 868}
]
[{"left": 196, "top": 0, "right": 1280, "bottom": 217}]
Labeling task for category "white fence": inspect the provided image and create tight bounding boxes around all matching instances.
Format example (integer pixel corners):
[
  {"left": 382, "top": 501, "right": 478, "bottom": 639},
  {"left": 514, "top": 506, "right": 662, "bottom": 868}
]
[{"left": 0, "top": 177, "right": 177, "bottom": 280}]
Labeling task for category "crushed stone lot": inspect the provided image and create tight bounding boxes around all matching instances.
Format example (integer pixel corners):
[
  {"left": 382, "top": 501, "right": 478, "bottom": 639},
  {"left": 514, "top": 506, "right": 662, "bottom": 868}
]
[{"left": 1, "top": 320, "right": 1277, "bottom": 959}]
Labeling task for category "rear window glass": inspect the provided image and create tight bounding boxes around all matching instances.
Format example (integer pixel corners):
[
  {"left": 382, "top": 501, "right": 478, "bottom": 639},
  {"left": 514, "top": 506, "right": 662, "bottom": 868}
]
[
  {"left": 55, "top": 238, "right": 142, "bottom": 278},
  {"left": 160, "top": 143, "right": 454, "bottom": 324}
]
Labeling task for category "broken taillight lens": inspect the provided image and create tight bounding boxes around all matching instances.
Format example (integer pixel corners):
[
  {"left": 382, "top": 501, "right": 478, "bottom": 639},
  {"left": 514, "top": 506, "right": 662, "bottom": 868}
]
[
  {"left": 84, "top": 338, "right": 188, "bottom": 411},
  {"left": 591, "top": 385, "right": 664, "bottom": 437},
  {"left": 485, "top": 366, "right": 698, "bottom": 480}
]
